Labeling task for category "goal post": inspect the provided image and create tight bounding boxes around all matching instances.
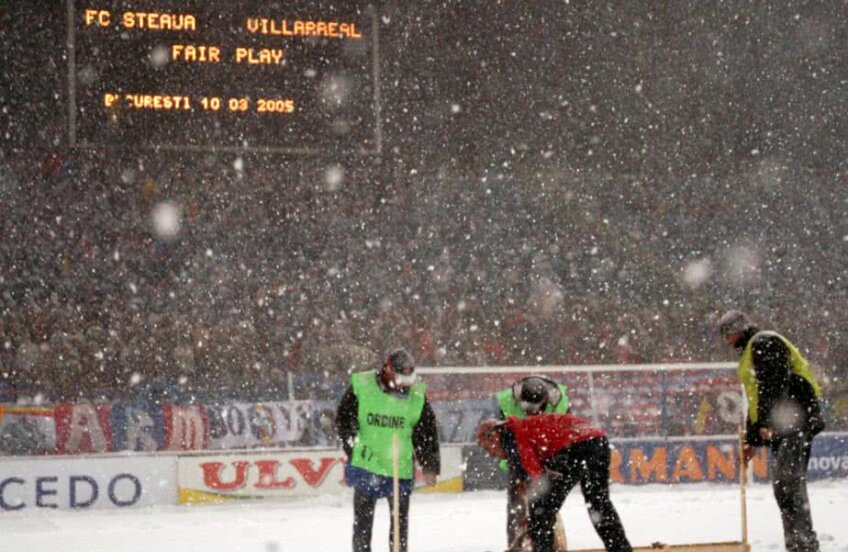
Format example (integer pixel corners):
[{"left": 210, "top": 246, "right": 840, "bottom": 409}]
[
  {"left": 417, "top": 362, "right": 751, "bottom": 551},
  {"left": 418, "top": 362, "right": 741, "bottom": 441}
]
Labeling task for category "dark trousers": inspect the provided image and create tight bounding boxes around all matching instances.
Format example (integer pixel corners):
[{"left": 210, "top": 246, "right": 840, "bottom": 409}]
[
  {"left": 770, "top": 435, "right": 819, "bottom": 552},
  {"left": 353, "top": 488, "right": 410, "bottom": 552},
  {"left": 528, "top": 437, "right": 631, "bottom": 552},
  {"left": 507, "top": 472, "right": 528, "bottom": 545}
]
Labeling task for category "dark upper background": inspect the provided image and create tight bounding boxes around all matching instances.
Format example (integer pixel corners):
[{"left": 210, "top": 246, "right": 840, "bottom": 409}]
[{"left": 0, "top": 2, "right": 845, "bottom": 406}]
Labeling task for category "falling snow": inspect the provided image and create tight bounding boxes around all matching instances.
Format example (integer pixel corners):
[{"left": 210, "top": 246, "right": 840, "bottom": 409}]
[{"left": 0, "top": 1, "right": 846, "bottom": 548}]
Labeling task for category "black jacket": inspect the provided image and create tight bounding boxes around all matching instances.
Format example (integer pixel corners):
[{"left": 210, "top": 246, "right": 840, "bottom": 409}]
[
  {"left": 741, "top": 330, "right": 825, "bottom": 447},
  {"left": 335, "top": 377, "right": 441, "bottom": 475}
]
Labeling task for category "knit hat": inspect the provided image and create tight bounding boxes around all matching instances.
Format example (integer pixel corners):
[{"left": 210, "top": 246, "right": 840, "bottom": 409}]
[
  {"left": 386, "top": 348, "right": 416, "bottom": 375},
  {"left": 718, "top": 310, "right": 753, "bottom": 337},
  {"left": 519, "top": 377, "right": 549, "bottom": 405}
]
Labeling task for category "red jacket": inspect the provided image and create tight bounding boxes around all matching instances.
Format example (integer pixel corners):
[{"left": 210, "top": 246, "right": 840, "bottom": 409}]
[{"left": 505, "top": 413, "right": 606, "bottom": 478}]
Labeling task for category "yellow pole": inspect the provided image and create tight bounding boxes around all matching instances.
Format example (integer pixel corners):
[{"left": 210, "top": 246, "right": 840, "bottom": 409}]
[
  {"left": 739, "top": 424, "right": 748, "bottom": 545},
  {"left": 392, "top": 433, "right": 400, "bottom": 552}
]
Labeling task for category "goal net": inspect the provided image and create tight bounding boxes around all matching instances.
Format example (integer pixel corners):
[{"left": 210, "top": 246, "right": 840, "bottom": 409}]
[{"left": 418, "top": 363, "right": 742, "bottom": 443}]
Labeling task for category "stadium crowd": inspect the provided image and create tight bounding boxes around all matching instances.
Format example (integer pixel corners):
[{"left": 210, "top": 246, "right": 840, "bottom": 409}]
[
  {"left": 0, "top": 148, "right": 845, "bottom": 426},
  {"left": 1, "top": 1, "right": 846, "bottom": 434}
]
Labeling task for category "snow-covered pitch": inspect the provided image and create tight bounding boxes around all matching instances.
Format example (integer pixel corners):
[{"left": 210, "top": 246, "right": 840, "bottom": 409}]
[{"left": 2, "top": 480, "right": 846, "bottom": 551}]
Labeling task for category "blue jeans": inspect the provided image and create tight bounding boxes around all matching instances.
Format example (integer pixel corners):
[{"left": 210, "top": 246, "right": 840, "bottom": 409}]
[
  {"left": 344, "top": 463, "right": 414, "bottom": 498},
  {"left": 345, "top": 464, "right": 414, "bottom": 552}
]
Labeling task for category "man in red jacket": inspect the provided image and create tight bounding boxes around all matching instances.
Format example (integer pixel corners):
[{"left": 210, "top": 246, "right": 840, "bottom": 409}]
[{"left": 477, "top": 414, "right": 632, "bottom": 552}]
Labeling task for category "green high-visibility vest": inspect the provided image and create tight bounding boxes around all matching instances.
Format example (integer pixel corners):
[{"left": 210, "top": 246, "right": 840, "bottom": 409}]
[
  {"left": 350, "top": 370, "right": 426, "bottom": 479},
  {"left": 496, "top": 382, "right": 570, "bottom": 418},
  {"left": 738, "top": 331, "right": 822, "bottom": 424},
  {"left": 494, "top": 381, "right": 570, "bottom": 470}
]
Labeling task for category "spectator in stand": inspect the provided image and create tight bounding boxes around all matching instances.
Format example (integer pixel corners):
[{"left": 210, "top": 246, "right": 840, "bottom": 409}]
[
  {"left": 1, "top": 149, "right": 847, "bottom": 415},
  {"left": 719, "top": 310, "right": 825, "bottom": 552}
]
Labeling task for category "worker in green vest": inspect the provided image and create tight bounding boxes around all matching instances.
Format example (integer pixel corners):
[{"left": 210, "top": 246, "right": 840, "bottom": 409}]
[
  {"left": 495, "top": 376, "right": 570, "bottom": 550},
  {"left": 336, "top": 348, "right": 440, "bottom": 552},
  {"left": 719, "top": 310, "right": 825, "bottom": 552}
]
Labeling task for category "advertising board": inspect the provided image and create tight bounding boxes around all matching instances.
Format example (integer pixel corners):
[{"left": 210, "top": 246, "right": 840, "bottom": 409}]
[
  {"left": 0, "top": 455, "right": 177, "bottom": 511},
  {"left": 177, "top": 445, "right": 465, "bottom": 504}
]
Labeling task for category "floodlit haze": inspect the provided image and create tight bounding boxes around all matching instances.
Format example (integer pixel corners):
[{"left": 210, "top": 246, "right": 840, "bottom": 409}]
[
  {"left": 0, "top": 1, "right": 845, "bottom": 401},
  {"left": 0, "top": 2, "right": 846, "bottom": 549}
]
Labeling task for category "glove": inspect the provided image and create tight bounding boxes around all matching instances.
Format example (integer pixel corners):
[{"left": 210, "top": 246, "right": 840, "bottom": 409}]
[{"left": 742, "top": 443, "right": 757, "bottom": 465}]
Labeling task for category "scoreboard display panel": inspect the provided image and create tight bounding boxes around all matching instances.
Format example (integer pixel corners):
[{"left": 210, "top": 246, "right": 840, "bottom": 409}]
[{"left": 67, "top": 1, "right": 380, "bottom": 153}]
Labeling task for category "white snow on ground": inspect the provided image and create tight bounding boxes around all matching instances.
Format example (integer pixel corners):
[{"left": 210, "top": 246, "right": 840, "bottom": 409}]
[{"left": 2, "top": 480, "right": 847, "bottom": 551}]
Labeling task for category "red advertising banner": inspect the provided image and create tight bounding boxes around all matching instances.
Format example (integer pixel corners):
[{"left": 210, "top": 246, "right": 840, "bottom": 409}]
[
  {"left": 177, "top": 450, "right": 347, "bottom": 504},
  {"left": 54, "top": 404, "right": 113, "bottom": 454},
  {"left": 164, "top": 404, "right": 208, "bottom": 451}
]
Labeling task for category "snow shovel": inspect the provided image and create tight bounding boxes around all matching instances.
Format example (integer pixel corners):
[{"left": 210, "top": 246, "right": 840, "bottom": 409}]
[
  {"left": 506, "top": 514, "right": 568, "bottom": 552},
  {"left": 505, "top": 488, "right": 567, "bottom": 552},
  {"left": 570, "top": 427, "right": 751, "bottom": 552}
]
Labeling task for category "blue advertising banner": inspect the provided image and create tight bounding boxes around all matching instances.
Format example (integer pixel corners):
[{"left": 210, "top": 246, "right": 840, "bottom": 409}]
[
  {"left": 808, "top": 433, "right": 848, "bottom": 480},
  {"left": 110, "top": 403, "right": 165, "bottom": 452}
]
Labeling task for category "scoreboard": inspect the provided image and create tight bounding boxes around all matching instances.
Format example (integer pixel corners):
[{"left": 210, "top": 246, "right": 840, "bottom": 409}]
[{"left": 67, "top": 1, "right": 380, "bottom": 154}]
